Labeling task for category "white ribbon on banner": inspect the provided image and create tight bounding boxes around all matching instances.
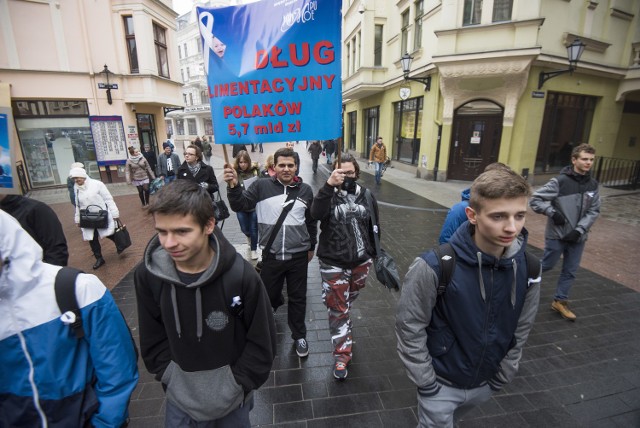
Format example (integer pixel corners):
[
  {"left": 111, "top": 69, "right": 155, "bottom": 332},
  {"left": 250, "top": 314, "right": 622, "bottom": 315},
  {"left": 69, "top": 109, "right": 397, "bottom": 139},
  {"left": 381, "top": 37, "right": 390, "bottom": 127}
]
[{"left": 198, "top": 11, "right": 215, "bottom": 74}]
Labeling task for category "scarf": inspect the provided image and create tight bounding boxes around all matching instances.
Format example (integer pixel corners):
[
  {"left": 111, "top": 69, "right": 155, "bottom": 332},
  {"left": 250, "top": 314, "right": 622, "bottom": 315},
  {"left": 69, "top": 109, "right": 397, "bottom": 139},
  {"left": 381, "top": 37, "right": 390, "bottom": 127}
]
[
  {"left": 129, "top": 153, "right": 143, "bottom": 162},
  {"left": 187, "top": 161, "right": 201, "bottom": 177}
]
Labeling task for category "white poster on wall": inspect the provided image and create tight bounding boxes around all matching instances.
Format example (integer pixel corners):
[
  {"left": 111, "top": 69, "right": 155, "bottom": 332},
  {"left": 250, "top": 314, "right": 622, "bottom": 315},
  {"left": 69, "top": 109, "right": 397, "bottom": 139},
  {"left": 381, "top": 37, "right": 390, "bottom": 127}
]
[{"left": 89, "top": 116, "right": 127, "bottom": 165}]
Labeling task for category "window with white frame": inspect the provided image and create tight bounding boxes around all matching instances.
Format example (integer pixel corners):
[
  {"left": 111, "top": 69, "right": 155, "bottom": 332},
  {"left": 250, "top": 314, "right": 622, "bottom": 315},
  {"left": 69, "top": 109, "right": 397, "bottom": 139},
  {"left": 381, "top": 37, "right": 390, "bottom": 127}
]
[
  {"left": 351, "top": 37, "right": 356, "bottom": 74},
  {"left": 123, "top": 16, "right": 139, "bottom": 73},
  {"left": 374, "top": 25, "right": 383, "bottom": 66},
  {"left": 187, "top": 118, "right": 197, "bottom": 135},
  {"left": 414, "top": 0, "right": 424, "bottom": 50},
  {"left": 463, "top": 0, "right": 482, "bottom": 26},
  {"left": 154, "top": 23, "right": 170, "bottom": 77},
  {"left": 401, "top": 10, "right": 410, "bottom": 55},
  {"left": 492, "top": 0, "right": 513, "bottom": 22}
]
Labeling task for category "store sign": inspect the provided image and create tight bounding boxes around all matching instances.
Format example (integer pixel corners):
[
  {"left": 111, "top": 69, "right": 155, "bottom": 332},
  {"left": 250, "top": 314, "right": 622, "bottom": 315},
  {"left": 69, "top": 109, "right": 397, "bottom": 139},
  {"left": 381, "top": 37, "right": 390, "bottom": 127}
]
[
  {"left": 532, "top": 91, "right": 545, "bottom": 98},
  {"left": 89, "top": 116, "right": 127, "bottom": 165},
  {"left": 197, "top": 0, "right": 342, "bottom": 144},
  {"left": 127, "top": 125, "right": 139, "bottom": 147},
  {"left": 98, "top": 83, "right": 118, "bottom": 90},
  {"left": 185, "top": 105, "right": 211, "bottom": 113}
]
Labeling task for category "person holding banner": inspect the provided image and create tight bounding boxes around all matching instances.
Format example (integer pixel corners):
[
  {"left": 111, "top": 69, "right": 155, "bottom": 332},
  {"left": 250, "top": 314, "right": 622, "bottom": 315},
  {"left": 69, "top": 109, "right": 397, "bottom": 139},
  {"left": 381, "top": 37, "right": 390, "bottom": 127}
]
[
  {"left": 233, "top": 151, "right": 260, "bottom": 260},
  {"left": 225, "top": 147, "right": 317, "bottom": 359}
]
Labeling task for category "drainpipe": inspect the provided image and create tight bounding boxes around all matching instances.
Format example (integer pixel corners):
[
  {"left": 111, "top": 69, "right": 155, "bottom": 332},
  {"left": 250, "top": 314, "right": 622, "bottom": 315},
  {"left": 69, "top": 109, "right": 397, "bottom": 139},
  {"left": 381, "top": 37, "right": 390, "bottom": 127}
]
[{"left": 433, "top": 122, "right": 442, "bottom": 181}]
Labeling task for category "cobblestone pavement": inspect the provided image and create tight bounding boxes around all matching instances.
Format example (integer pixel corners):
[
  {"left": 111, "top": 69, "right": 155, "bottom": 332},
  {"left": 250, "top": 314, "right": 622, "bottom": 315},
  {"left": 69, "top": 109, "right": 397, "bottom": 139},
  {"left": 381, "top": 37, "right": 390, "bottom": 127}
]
[{"left": 31, "top": 144, "right": 640, "bottom": 426}]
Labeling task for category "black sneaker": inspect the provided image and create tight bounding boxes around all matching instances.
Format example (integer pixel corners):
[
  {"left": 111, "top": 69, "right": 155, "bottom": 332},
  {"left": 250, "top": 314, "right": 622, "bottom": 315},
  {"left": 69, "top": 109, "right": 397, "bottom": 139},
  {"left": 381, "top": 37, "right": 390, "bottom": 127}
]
[
  {"left": 295, "top": 338, "right": 309, "bottom": 358},
  {"left": 333, "top": 361, "right": 348, "bottom": 380}
]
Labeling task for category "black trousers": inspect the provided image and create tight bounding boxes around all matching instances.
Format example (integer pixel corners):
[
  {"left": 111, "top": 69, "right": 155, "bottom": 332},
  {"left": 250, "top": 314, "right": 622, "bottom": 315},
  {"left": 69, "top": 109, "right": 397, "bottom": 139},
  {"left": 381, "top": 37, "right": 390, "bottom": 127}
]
[
  {"left": 260, "top": 253, "right": 309, "bottom": 340},
  {"left": 89, "top": 229, "right": 114, "bottom": 258}
]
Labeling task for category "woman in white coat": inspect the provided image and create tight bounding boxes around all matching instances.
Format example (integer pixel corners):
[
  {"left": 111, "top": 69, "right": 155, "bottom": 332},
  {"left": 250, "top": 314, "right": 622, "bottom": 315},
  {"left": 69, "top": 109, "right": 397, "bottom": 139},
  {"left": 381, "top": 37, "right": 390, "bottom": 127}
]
[{"left": 69, "top": 167, "right": 120, "bottom": 269}]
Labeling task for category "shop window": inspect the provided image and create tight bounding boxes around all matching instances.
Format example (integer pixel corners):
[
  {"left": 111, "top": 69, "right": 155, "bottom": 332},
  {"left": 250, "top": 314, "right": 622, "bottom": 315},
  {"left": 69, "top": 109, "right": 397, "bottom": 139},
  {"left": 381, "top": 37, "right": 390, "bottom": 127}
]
[
  {"left": 374, "top": 25, "right": 383, "bottom": 66},
  {"left": 492, "top": 0, "right": 513, "bottom": 22},
  {"left": 154, "top": 23, "right": 170, "bottom": 78},
  {"left": 392, "top": 97, "right": 423, "bottom": 165},
  {"left": 176, "top": 119, "right": 185, "bottom": 135},
  {"left": 414, "top": 0, "right": 424, "bottom": 51},
  {"left": 348, "top": 111, "right": 357, "bottom": 151},
  {"left": 204, "top": 118, "right": 213, "bottom": 135},
  {"left": 535, "top": 93, "right": 596, "bottom": 173},
  {"left": 463, "top": 0, "right": 482, "bottom": 26},
  {"left": 401, "top": 10, "right": 410, "bottom": 55},
  {"left": 123, "top": 16, "right": 139, "bottom": 73},
  {"left": 187, "top": 119, "right": 197, "bottom": 135}
]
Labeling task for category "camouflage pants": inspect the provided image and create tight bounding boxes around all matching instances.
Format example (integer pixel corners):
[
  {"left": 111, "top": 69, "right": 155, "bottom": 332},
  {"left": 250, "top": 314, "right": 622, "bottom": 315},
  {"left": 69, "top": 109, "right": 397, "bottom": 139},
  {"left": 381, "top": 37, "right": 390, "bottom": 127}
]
[{"left": 319, "top": 259, "right": 372, "bottom": 364}]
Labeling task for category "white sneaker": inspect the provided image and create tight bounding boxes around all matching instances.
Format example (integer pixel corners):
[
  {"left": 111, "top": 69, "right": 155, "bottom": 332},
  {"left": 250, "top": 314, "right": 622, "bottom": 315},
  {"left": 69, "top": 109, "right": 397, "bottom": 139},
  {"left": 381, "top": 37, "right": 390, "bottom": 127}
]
[{"left": 251, "top": 250, "right": 258, "bottom": 260}]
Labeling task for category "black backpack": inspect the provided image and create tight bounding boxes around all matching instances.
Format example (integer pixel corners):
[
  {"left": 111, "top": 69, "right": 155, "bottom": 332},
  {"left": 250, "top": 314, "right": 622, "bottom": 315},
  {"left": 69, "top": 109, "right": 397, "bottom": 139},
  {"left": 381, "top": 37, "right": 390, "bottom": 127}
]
[
  {"left": 424, "top": 243, "right": 541, "bottom": 296},
  {"left": 54, "top": 267, "right": 139, "bottom": 360}
]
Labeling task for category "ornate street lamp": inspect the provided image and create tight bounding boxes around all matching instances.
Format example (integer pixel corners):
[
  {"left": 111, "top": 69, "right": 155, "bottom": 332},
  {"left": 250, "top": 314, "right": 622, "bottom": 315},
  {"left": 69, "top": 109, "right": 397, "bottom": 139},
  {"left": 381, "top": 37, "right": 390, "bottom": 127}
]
[
  {"left": 401, "top": 53, "right": 431, "bottom": 91},
  {"left": 538, "top": 38, "right": 586, "bottom": 89}
]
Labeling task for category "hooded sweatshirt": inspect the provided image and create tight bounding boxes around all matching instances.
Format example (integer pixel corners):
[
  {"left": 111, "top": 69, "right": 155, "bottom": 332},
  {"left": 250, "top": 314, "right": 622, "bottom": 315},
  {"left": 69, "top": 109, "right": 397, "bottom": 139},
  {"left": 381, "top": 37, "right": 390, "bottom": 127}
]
[
  {"left": 0, "top": 211, "right": 138, "bottom": 428},
  {"left": 396, "top": 222, "right": 541, "bottom": 392},
  {"left": 134, "top": 227, "right": 276, "bottom": 421},
  {"left": 438, "top": 188, "right": 471, "bottom": 244}
]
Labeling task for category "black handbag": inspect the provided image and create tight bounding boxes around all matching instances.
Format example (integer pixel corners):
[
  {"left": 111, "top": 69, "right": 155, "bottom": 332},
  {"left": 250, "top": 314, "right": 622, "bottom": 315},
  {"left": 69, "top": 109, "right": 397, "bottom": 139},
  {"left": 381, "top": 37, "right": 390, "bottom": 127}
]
[
  {"left": 364, "top": 190, "right": 401, "bottom": 291},
  {"left": 79, "top": 204, "right": 109, "bottom": 229},
  {"left": 113, "top": 219, "right": 132, "bottom": 254},
  {"left": 212, "top": 192, "right": 230, "bottom": 222}
]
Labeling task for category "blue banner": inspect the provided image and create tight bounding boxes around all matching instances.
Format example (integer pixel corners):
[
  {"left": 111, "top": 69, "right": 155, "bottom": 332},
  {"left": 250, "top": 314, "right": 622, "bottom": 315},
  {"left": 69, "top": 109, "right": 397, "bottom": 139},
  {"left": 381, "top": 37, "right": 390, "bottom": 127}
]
[
  {"left": 197, "top": 0, "right": 342, "bottom": 144},
  {"left": 0, "top": 113, "right": 15, "bottom": 190}
]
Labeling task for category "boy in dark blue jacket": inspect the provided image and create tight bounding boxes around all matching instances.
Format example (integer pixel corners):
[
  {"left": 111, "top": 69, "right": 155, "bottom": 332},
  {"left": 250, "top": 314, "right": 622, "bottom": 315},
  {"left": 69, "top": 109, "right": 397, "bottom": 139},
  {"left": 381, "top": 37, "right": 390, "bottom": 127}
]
[{"left": 396, "top": 168, "right": 541, "bottom": 427}]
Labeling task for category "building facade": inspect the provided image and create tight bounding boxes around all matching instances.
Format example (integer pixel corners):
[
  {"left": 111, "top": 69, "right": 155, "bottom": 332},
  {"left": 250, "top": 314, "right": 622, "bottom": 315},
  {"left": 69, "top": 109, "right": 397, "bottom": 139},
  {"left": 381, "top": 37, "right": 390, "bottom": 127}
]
[
  {"left": 166, "top": 0, "right": 245, "bottom": 152},
  {"left": 0, "top": 0, "right": 183, "bottom": 189},
  {"left": 343, "top": 0, "right": 640, "bottom": 184}
]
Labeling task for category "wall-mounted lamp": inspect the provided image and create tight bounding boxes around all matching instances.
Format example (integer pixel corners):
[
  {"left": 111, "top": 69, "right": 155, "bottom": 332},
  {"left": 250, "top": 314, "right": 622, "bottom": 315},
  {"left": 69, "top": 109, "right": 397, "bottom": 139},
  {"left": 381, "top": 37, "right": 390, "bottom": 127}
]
[
  {"left": 358, "top": 1, "right": 366, "bottom": 14},
  {"left": 400, "top": 52, "right": 431, "bottom": 91},
  {"left": 538, "top": 38, "right": 586, "bottom": 89},
  {"left": 98, "top": 64, "right": 118, "bottom": 105}
]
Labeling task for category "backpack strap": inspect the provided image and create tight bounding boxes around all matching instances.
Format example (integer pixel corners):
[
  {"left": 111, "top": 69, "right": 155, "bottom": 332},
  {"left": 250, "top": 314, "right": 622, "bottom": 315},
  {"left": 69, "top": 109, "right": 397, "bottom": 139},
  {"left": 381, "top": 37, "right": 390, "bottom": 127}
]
[
  {"left": 524, "top": 251, "right": 542, "bottom": 284},
  {"left": 433, "top": 243, "right": 456, "bottom": 296},
  {"left": 222, "top": 253, "right": 246, "bottom": 318},
  {"left": 54, "top": 267, "right": 85, "bottom": 338}
]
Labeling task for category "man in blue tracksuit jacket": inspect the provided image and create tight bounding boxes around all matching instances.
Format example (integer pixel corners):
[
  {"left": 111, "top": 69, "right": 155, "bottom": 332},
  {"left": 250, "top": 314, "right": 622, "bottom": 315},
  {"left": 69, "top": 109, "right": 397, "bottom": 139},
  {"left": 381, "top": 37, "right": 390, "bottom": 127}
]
[{"left": 0, "top": 210, "right": 138, "bottom": 427}]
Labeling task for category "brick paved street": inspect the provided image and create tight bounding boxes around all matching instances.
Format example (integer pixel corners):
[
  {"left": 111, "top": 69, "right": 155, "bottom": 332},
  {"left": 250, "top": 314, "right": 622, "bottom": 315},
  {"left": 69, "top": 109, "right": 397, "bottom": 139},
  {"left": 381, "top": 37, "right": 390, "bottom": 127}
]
[{"left": 37, "top": 144, "right": 640, "bottom": 426}]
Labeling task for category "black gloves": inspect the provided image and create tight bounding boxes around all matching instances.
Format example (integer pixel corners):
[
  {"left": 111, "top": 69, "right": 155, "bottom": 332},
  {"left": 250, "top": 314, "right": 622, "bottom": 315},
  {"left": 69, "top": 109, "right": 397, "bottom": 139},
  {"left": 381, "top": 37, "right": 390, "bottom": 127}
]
[
  {"left": 551, "top": 211, "right": 565, "bottom": 226},
  {"left": 563, "top": 229, "right": 582, "bottom": 243}
]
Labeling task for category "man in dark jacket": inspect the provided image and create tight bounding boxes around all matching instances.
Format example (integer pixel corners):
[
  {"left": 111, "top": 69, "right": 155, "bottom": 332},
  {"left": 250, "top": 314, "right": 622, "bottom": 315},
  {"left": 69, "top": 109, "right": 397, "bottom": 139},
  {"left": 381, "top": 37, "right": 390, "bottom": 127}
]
[
  {"left": 134, "top": 180, "right": 276, "bottom": 427},
  {"left": 0, "top": 194, "right": 68, "bottom": 266},
  {"left": 396, "top": 168, "right": 541, "bottom": 427},
  {"left": 323, "top": 139, "right": 336, "bottom": 164},
  {"left": 157, "top": 145, "right": 181, "bottom": 184},
  {"left": 307, "top": 140, "right": 323, "bottom": 173},
  {"left": 530, "top": 143, "right": 600, "bottom": 321},
  {"left": 224, "top": 147, "right": 317, "bottom": 359},
  {"left": 311, "top": 154, "right": 377, "bottom": 380}
]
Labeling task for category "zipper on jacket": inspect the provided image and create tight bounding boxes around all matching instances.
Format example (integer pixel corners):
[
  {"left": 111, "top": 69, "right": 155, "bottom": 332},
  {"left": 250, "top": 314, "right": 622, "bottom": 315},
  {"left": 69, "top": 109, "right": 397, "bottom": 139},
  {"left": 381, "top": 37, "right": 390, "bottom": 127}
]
[
  {"left": 17, "top": 330, "right": 48, "bottom": 426},
  {"left": 471, "top": 267, "right": 494, "bottom": 387}
]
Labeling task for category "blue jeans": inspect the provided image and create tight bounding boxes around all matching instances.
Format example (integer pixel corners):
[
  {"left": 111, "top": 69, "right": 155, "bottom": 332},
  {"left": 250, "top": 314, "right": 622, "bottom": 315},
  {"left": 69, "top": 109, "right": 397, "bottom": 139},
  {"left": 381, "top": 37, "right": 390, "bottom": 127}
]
[
  {"left": 326, "top": 153, "right": 332, "bottom": 164},
  {"left": 164, "top": 174, "right": 176, "bottom": 185},
  {"left": 541, "top": 238, "right": 586, "bottom": 301},
  {"left": 374, "top": 162, "right": 384, "bottom": 184},
  {"left": 165, "top": 396, "right": 253, "bottom": 428},
  {"left": 236, "top": 211, "right": 258, "bottom": 251}
]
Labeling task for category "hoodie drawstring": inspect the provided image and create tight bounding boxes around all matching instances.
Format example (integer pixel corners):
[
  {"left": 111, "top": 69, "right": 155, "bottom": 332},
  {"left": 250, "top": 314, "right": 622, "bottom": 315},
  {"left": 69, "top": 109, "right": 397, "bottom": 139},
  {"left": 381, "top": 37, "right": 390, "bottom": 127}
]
[
  {"left": 170, "top": 284, "right": 181, "bottom": 338},
  {"left": 476, "top": 252, "right": 486, "bottom": 302},
  {"left": 195, "top": 288, "right": 203, "bottom": 341},
  {"left": 511, "top": 259, "right": 517, "bottom": 308}
]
